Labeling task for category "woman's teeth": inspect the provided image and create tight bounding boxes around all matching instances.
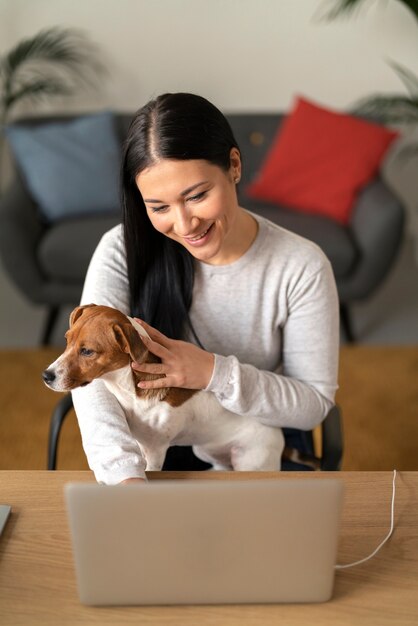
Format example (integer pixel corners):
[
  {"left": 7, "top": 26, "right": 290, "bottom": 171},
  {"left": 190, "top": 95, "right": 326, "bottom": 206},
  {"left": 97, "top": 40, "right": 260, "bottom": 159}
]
[{"left": 188, "top": 226, "right": 211, "bottom": 241}]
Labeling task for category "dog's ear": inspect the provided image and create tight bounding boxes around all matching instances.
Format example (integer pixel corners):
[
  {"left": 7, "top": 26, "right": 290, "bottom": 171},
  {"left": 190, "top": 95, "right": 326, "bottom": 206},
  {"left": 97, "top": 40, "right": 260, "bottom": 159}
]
[
  {"left": 113, "top": 323, "right": 147, "bottom": 362},
  {"left": 69, "top": 304, "right": 97, "bottom": 328}
]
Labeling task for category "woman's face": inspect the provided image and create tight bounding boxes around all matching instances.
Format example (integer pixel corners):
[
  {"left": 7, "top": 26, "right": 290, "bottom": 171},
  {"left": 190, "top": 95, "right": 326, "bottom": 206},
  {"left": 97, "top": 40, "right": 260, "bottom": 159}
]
[{"left": 135, "top": 149, "right": 243, "bottom": 265}]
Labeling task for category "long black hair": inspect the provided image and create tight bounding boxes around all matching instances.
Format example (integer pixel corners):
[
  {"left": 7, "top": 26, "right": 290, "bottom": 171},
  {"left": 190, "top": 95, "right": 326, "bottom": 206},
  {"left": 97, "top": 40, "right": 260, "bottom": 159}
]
[{"left": 121, "top": 92, "right": 240, "bottom": 342}]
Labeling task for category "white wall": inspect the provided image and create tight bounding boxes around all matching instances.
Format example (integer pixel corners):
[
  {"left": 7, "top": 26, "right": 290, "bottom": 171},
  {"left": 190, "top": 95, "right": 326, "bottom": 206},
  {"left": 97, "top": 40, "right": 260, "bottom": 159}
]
[
  {"left": 0, "top": 0, "right": 416, "bottom": 116},
  {"left": 0, "top": 0, "right": 417, "bottom": 219}
]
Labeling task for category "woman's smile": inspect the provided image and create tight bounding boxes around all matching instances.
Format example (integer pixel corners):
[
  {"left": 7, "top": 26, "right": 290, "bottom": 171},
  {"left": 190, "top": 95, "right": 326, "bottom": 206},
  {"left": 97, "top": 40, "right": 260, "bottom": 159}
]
[{"left": 182, "top": 222, "right": 215, "bottom": 245}]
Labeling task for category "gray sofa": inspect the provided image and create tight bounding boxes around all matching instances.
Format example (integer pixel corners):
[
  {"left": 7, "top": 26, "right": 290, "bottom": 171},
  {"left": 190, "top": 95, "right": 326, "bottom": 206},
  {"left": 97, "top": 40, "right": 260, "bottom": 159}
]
[{"left": 0, "top": 112, "right": 405, "bottom": 343}]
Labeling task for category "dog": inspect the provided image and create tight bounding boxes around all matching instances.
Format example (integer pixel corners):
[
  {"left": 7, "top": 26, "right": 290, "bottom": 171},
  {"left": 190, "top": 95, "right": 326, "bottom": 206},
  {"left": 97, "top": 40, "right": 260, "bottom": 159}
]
[{"left": 43, "top": 304, "right": 290, "bottom": 472}]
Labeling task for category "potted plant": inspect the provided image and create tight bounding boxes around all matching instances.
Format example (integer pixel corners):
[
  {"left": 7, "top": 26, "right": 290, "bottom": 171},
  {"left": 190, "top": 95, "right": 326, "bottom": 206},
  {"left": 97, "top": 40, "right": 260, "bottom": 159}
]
[
  {"left": 0, "top": 26, "right": 106, "bottom": 187},
  {"left": 323, "top": 0, "right": 418, "bottom": 126}
]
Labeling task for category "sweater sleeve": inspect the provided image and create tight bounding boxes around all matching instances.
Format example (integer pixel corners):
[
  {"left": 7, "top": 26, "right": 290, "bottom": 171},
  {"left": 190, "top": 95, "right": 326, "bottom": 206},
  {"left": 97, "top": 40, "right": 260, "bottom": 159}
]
[
  {"left": 205, "top": 259, "right": 339, "bottom": 431},
  {"left": 71, "top": 226, "right": 147, "bottom": 484}
]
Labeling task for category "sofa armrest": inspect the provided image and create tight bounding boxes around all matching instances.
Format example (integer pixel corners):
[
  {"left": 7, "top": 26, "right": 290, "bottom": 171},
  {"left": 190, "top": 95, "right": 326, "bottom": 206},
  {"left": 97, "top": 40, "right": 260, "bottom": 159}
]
[
  {"left": 339, "top": 178, "right": 405, "bottom": 301},
  {"left": 0, "top": 179, "right": 47, "bottom": 301}
]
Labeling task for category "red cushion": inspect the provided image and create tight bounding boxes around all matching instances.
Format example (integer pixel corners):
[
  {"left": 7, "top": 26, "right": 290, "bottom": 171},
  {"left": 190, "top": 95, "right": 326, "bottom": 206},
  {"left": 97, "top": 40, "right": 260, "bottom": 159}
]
[{"left": 246, "top": 97, "right": 398, "bottom": 225}]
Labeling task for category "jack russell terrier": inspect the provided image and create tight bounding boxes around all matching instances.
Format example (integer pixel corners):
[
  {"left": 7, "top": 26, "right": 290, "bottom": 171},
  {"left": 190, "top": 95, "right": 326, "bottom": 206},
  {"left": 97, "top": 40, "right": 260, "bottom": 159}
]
[{"left": 42, "top": 304, "right": 306, "bottom": 472}]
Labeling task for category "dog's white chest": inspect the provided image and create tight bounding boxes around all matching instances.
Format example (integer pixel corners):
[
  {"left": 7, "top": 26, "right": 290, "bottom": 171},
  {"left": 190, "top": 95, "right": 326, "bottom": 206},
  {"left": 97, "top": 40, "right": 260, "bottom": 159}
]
[
  {"left": 131, "top": 398, "right": 176, "bottom": 432},
  {"left": 99, "top": 366, "right": 191, "bottom": 438},
  {"left": 98, "top": 364, "right": 284, "bottom": 472},
  {"left": 98, "top": 365, "right": 238, "bottom": 445}
]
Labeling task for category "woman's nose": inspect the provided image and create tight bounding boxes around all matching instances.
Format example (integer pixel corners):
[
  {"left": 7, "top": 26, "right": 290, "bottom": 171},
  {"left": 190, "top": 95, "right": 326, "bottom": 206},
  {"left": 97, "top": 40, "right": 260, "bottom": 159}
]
[{"left": 174, "top": 206, "right": 198, "bottom": 236}]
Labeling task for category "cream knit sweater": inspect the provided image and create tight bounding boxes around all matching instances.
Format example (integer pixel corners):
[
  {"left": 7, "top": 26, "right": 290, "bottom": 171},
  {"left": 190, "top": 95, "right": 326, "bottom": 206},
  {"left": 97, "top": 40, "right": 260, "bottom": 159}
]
[{"left": 72, "top": 213, "right": 339, "bottom": 484}]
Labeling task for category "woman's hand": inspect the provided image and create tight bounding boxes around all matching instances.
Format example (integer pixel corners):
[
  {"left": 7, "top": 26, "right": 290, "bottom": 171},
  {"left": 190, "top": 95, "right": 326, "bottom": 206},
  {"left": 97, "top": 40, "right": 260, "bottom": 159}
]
[{"left": 131, "top": 319, "right": 215, "bottom": 390}]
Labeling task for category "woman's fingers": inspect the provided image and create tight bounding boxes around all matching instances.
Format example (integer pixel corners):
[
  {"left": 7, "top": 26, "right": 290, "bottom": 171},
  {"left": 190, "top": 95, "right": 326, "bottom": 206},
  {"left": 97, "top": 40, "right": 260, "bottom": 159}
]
[
  {"left": 130, "top": 320, "right": 215, "bottom": 390},
  {"left": 132, "top": 361, "right": 166, "bottom": 376},
  {"left": 134, "top": 318, "right": 170, "bottom": 347},
  {"left": 130, "top": 319, "right": 174, "bottom": 382},
  {"left": 137, "top": 376, "right": 172, "bottom": 389},
  {"left": 140, "top": 335, "right": 172, "bottom": 360},
  {"left": 132, "top": 358, "right": 184, "bottom": 389}
]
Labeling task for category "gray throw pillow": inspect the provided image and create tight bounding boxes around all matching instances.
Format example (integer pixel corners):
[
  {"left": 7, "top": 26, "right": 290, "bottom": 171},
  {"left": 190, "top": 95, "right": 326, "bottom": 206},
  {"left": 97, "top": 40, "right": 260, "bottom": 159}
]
[{"left": 5, "top": 111, "right": 121, "bottom": 222}]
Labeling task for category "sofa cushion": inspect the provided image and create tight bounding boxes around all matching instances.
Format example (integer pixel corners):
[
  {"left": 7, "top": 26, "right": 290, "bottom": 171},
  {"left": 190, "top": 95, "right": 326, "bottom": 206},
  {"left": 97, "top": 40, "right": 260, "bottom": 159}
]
[
  {"left": 246, "top": 97, "right": 398, "bottom": 225},
  {"left": 38, "top": 215, "right": 121, "bottom": 282},
  {"left": 5, "top": 111, "right": 121, "bottom": 223},
  {"left": 227, "top": 114, "right": 284, "bottom": 190}
]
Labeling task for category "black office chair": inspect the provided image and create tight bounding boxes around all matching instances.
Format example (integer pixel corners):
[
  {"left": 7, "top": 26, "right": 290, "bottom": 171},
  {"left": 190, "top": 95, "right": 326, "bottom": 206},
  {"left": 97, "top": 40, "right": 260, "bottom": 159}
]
[{"left": 47, "top": 394, "right": 343, "bottom": 472}]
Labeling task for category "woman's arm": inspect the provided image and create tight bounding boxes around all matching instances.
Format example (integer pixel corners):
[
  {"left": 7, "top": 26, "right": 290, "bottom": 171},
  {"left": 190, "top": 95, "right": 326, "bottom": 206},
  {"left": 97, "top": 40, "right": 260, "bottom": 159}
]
[
  {"left": 206, "top": 261, "right": 340, "bottom": 430},
  {"left": 72, "top": 225, "right": 147, "bottom": 484},
  {"left": 72, "top": 381, "right": 147, "bottom": 484},
  {"left": 134, "top": 259, "right": 339, "bottom": 431}
]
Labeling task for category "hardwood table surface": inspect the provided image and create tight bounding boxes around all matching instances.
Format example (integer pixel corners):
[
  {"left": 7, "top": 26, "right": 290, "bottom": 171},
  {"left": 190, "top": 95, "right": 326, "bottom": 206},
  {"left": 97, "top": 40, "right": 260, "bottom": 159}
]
[{"left": 0, "top": 470, "right": 417, "bottom": 625}]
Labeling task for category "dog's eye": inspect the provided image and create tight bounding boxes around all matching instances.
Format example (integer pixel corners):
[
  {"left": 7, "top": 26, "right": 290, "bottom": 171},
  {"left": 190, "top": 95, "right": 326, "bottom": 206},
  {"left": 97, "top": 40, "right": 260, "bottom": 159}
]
[{"left": 80, "top": 348, "right": 94, "bottom": 357}]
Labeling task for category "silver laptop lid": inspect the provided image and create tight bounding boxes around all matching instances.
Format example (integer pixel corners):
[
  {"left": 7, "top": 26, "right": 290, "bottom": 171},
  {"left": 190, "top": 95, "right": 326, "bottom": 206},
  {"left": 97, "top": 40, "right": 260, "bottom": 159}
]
[{"left": 65, "top": 479, "right": 343, "bottom": 606}]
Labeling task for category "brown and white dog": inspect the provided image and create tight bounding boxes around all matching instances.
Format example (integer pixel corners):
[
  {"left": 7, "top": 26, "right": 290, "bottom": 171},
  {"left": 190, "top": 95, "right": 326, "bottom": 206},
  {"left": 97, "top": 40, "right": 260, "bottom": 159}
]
[{"left": 42, "top": 304, "right": 286, "bottom": 471}]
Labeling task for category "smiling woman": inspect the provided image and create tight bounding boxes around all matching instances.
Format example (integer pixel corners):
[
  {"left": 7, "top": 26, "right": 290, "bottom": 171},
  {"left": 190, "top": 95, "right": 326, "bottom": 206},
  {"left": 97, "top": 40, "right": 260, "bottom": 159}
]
[{"left": 71, "top": 92, "right": 340, "bottom": 485}]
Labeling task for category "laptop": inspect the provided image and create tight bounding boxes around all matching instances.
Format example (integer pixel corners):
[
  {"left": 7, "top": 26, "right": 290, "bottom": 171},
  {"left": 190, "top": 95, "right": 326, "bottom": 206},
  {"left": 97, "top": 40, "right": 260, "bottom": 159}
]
[{"left": 65, "top": 478, "right": 344, "bottom": 606}]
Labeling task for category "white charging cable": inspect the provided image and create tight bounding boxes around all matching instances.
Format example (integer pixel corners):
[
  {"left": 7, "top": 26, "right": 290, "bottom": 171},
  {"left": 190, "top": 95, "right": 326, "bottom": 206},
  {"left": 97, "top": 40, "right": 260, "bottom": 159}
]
[{"left": 335, "top": 469, "right": 397, "bottom": 570}]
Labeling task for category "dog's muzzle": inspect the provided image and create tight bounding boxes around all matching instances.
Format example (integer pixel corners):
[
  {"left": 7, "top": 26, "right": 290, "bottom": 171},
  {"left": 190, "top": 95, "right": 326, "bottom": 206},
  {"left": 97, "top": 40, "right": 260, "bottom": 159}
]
[
  {"left": 42, "top": 368, "right": 56, "bottom": 387},
  {"left": 42, "top": 367, "right": 90, "bottom": 391}
]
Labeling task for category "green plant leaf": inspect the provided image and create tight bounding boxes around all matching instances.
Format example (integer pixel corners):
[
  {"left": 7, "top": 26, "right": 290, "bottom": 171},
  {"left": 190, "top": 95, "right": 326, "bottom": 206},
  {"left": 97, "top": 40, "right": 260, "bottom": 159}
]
[
  {"left": 2, "top": 77, "right": 73, "bottom": 109},
  {"left": 388, "top": 61, "right": 418, "bottom": 96},
  {"left": 0, "top": 27, "right": 103, "bottom": 81},
  {"left": 0, "top": 26, "right": 106, "bottom": 121},
  {"left": 320, "top": 0, "right": 418, "bottom": 21},
  {"left": 352, "top": 94, "right": 418, "bottom": 123},
  {"left": 320, "top": 0, "right": 372, "bottom": 21}
]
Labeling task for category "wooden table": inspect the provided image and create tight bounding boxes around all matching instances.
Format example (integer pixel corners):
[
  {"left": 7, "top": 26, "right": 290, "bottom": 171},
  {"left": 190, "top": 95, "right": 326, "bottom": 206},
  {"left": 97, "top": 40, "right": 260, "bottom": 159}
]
[{"left": 0, "top": 471, "right": 417, "bottom": 625}]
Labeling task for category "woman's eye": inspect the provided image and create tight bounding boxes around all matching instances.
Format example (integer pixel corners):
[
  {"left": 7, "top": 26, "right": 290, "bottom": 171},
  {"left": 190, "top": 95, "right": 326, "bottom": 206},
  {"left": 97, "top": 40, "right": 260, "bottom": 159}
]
[
  {"left": 187, "top": 191, "right": 207, "bottom": 202},
  {"left": 80, "top": 348, "right": 94, "bottom": 357},
  {"left": 150, "top": 205, "right": 169, "bottom": 213}
]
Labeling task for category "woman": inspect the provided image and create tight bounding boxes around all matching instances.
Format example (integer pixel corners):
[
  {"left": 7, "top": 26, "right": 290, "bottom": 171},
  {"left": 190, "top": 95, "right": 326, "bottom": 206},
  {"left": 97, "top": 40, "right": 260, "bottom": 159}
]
[{"left": 72, "top": 92, "right": 339, "bottom": 484}]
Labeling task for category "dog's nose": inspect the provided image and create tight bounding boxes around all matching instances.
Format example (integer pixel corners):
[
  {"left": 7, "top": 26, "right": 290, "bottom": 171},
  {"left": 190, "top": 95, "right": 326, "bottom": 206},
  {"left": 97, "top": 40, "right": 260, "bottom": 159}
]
[{"left": 42, "top": 369, "right": 56, "bottom": 384}]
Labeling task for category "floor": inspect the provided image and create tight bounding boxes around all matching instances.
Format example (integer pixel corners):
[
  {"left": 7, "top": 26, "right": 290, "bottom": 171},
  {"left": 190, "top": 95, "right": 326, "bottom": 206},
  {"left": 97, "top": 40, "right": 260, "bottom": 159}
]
[{"left": 0, "top": 233, "right": 418, "bottom": 348}]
